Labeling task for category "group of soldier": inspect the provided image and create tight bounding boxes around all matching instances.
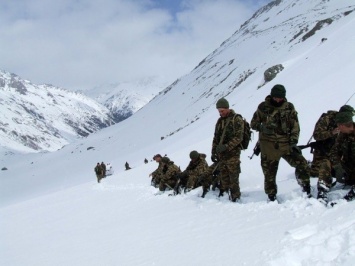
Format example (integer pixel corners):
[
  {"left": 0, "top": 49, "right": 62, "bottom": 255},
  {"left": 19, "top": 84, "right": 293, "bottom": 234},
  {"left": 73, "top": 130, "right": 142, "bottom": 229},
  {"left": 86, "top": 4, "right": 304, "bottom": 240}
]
[
  {"left": 94, "top": 162, "right": 107, "bottom": 183},
  {"left": 149, "top": 84, "right": 355, "bottom": 204}
]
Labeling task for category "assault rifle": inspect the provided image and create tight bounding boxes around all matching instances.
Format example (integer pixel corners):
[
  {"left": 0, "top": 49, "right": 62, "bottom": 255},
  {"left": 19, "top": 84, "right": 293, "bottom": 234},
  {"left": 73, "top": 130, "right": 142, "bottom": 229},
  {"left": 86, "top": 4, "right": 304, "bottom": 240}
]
[
  {"left": 249, "top": 141, "right": 261, "bottom": 159},
  {"left": 297, "top": 139, "right": 334, "bottom": 155}
]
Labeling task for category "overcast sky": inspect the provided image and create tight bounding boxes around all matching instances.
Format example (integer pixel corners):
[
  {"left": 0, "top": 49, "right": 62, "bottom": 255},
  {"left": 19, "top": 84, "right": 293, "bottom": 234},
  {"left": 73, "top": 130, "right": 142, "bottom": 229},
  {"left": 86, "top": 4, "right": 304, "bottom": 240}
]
[{"left": 0, "top": 0, "right": 271, "bottom": 90}]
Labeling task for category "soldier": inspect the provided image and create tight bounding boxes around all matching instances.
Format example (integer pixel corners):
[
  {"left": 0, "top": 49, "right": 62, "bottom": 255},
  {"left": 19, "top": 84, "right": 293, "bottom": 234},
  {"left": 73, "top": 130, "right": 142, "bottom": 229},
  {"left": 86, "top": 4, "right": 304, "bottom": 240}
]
[
  {"left": 330, "top": 112, "right": 355, "bottom": 201},
  {"left": 149, "top": 154, "right": 163, "bottom": 187},
  {"left": 312, "top": 105, "right": 354, "bottom": 201},
  {"left": 94, "top": 162, "right": 103, "bottom": 183},
  {"left": 250, "top": 84, "right": 311, "bottom": 201},
  {"left": 198, "top": 162, "right": 220, "bottom": 198},
  {"left": 158, "top": 157, "right": 181, "bottom": 193},
  {"left": 211, "top": 98, "right": 244, "bottom": 202},
  {"left": 101, "top": 162, "right": 106, "bottom": 178},
  {"left": 125, "top": 162, "right": 131, "bottom": 170},
  {"left": 182, "top": 150, "right": 209, "bottom": 193}
]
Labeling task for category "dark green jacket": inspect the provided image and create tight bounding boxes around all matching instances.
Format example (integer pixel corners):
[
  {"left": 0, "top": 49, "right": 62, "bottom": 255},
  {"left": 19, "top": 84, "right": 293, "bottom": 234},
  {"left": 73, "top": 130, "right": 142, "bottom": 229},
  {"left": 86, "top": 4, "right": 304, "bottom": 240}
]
[
  {"left": 250, "top": 96, "right": 299, "bottom": 144},
  {"left": 212, "top": 109, "right": 244, "bottom": 156}
]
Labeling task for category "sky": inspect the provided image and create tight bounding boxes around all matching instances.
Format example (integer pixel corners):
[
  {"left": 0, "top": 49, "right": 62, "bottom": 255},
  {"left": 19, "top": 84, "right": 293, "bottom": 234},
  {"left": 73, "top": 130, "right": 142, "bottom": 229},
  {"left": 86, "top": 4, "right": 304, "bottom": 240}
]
[
  {"left": 1, "top": 0, "right": 355, "bottom": 265},
  {"left": 0, "top": 0, "right": 270, "bottom": 91}
]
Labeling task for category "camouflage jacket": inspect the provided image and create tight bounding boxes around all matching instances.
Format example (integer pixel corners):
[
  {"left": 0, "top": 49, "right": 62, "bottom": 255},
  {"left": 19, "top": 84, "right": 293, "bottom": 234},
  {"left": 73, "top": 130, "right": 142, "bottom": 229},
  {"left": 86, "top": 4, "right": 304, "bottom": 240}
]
[
  {"left": 212, "top": 109, "right": 244, "bottom": 156},
  {"left": 312, "top": 110, "right": 337, "bottom": 154},
  {"left": 330, "top": 125, "right": 355, "bottom": 168},
  {"left": 250, "top": 96, "right": 299, "bottom": 143},
  {"left": 185, "top": 154, "right": 209, "bottom": 179},
  {"left": 161, "top": 161, "right": 181, "bottom": 182},
  {"left": 152, "top": 162, "right": 164, "bottom": 178}
]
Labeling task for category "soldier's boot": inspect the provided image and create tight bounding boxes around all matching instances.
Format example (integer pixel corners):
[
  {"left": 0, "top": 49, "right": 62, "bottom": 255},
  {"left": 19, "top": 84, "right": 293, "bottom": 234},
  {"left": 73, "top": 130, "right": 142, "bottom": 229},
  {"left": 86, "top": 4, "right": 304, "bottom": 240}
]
[
  {"left": 344, "top": 187, "right": 355, "bottom": 201},
  {"left": 268, "top": 194, "right": 276, "bottom": 202},
  {"left": 317, "top": 188, "right": 328, "bottom": 203},
  {"left": 218, "top": 189, "right": 225, "bottom": 197},
  {"left": 302, "top": 185, "right": 312, "bottom": 198},
  {"left": 231, "top": 195, "right": 240, "bottom": 202},
  {"left": 201, "top": 188, "right": 209, "bottom": 198}
]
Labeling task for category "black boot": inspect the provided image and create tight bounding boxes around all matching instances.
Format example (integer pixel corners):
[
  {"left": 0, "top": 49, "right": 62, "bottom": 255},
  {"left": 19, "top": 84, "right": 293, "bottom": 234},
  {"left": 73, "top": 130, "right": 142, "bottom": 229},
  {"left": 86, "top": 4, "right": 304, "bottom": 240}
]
[
  {"left": 231, "top": 196, "right": 240, "bottom": 202},
  {"left": 201, "top": 188, "right": 209, "bottom": 198},
  {"left": 218, "top": 189, "right": 225, "bottom": 197},
  {"left": 268, "top": 194, "right": 276, "bottom": 202},
  {"left": 344, "top": 187, "right": 355, "bottom": 201},
  {"left": 302, "top": 185, "right": 311, "bottom": 198}
]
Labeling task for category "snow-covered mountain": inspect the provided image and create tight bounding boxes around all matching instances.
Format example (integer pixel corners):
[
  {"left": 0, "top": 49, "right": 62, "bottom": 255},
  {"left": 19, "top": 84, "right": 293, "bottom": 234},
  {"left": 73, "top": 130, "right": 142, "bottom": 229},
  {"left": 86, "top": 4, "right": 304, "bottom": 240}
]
[
  {"left": 0, "top": 70, "right": 116, "bottom": 153},
  {"left": 0, "top": 72, "right": 165, "bottom": 153},
  {"left": 82, "top": 76, "right": 169, "bottom": 121},
  {"left": 2, "top": 0, "right": 355, "bottom": 265}
]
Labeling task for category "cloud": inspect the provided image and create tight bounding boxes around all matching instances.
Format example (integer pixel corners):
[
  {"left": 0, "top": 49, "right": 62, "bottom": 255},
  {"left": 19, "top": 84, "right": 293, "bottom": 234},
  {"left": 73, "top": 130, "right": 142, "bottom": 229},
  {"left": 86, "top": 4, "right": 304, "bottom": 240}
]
[{"left": 0, "top": 0, "right": 270, "bottom": 90}]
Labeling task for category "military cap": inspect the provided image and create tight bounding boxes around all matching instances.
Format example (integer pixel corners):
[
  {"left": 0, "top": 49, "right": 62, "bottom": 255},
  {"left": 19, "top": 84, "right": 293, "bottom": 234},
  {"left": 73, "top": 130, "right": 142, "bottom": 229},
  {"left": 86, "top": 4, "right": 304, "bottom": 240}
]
[
  {"left": 339, "top": 105, "right": 354, "bottom": 114},
  {"left": 335, "top": 112, "right": 353, "bottom": 124},
  {"left": 216, "top": 98, "right": 229, "bottom": 109},
  {"left": 189, "top": 150, "right": 200, "bottom": 160},
  {"left": 270, "top": 84, "right": 286, "bottom": 98}
]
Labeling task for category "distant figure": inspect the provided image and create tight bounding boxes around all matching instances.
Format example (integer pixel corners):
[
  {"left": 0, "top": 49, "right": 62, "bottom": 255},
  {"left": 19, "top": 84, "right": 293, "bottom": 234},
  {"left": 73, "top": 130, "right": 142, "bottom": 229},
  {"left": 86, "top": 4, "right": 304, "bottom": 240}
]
[
  {"left": 125, "top": 161, "right": 131, "bottom": 171},
  {"left": 101, "top": 162, "right": 106, "bottom": 178},
  {"left": 144, "top": 158, "right": 148, "bottom": 164},
  {"left": 105, "top": 163, "right": 114, "bottom": 176},
  {"left": 94, "top": 162, "right": 104, "bottom": 183}
]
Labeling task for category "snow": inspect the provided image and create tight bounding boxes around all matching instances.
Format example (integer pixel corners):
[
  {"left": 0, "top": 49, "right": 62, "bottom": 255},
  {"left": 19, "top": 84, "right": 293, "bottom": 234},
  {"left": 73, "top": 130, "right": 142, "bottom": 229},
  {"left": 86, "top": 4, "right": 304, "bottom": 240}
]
[{"left": 1, "top": 0, "right": 355, "bottom": 265}]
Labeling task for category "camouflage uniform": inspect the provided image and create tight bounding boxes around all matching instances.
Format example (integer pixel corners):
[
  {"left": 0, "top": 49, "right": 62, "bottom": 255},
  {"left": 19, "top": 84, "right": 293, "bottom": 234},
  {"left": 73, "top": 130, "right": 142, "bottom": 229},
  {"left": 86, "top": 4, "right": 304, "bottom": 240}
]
[
  {"left": 310, "top": 111, "right": 338, "bottom": 191},
  {"left": 199, "top": 162, "right": 220, "bottom": 197},
  {"left": 159, "top": 158, "right": 181, "bottom": 192},
  {"left": 151, "top": 162, "right": 164, "bottom": 187},
  {"left": 250, "top": 95, "right": 310, "bottom": 198},
  {"left": 184, "top": 153, "right": 209, "bottom": 190},
  {"left": 330, "top": 124, "right": 355, "bottom": 186},
  {"left": 212, "top": 109, "right": 244, "bottom": 201},
  {"left": 94, "top": 163, "right": 103, "bottom": 183}
]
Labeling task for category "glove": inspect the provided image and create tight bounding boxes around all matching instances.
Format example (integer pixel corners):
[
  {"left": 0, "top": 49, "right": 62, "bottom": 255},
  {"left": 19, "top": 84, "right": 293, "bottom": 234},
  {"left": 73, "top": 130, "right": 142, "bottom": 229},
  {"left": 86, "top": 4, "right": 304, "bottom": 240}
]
[
  {"left": 216, "top": 144, "right": 227, "bottom": 154},
  {"left": 333, "top": 164, "right": 346, "bottom": 182},
  {"left": 290, "top": 144, "right": 301, "bottom": 154},
  {"left": 260, "top": 124, "right": 274, "bottom": 135},
  {"left": 211, "top": 153, "right": 218, "bottom": 163}
]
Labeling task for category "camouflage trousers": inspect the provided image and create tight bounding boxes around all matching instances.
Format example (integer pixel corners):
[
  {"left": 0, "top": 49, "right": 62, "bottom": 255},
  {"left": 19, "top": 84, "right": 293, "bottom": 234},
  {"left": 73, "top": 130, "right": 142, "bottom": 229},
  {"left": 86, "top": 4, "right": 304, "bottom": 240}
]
[
  {"left": 260, "top": 145, "right": 310, "bottom": 196},
  {"left": 218, "top": 156, "right": 241, "bottom": 200},
  {"left": 159, "top": 178, "right": 177, "bottom": 192},
  {"left": 199, "top": 163, "right": 216, "bottom": 191},
  {"left": 187, "top": 175, "right": 199, "bottom": 189},
  {"left": 310, "top": 150, "right": 330, "bottom": 177},
  {"left": 317, "top": 159, "right": 333, "bottom": 190}
]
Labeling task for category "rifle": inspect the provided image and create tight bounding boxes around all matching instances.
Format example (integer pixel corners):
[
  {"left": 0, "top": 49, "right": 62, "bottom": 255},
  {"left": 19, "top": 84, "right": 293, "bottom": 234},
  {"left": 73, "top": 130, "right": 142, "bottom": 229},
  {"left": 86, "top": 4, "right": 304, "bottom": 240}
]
[
  {"left": 249, "top": 141, "right": 261, "bottom": 159},
  {"left": 297, "top": 140, "right": 326, "bottom": 153}
]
